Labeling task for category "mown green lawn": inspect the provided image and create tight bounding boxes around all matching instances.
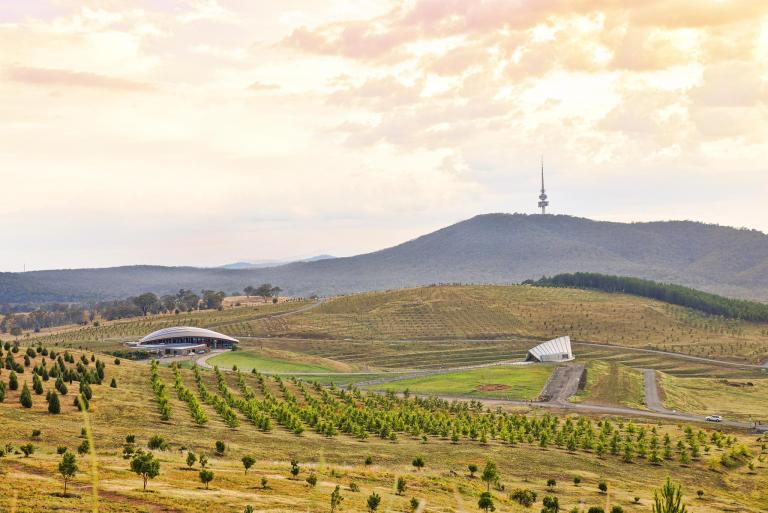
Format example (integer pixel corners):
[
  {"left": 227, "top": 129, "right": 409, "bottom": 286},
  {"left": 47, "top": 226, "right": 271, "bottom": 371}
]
[
  {"left": 207, "top": 351, "right": 333, "bottom": 373},
  {"left": 369, "top": 365, "right": 553, "bottom": 400}
]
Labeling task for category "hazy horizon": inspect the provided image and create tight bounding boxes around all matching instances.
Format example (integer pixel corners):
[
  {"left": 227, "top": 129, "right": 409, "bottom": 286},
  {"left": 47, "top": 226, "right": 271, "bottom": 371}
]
[{"left": 3, "top": 1, "right": 768, "bottom": 271}]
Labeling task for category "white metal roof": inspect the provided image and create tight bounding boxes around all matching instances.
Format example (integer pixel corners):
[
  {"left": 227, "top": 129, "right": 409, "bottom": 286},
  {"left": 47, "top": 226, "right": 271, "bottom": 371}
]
[
  {"left": 527, "top": 336, "right": 573, "bottom": 360},
  {"left": 138, "top": 326, "right": 238, "bottom": 344}
]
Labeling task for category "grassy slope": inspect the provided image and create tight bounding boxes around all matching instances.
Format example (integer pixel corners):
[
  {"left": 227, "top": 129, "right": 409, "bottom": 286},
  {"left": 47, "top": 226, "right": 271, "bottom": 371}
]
[
  {"left": 571, "top": 361, "right": 646, "bottom": 410},
  {"left": 659, "top": 374, "right": 768, "bottom": 422},
  {"left": 368, "top": 365, "right": 553, "bottom": 400},
  {"left": 0, "top": 346, "right": 765, "bottom": 512},
  {"left": 237, "top": 285, "right": 768, "bottom": 363},
  {"left": 206, "top": 351, "right": 333, "bottom": 373}
]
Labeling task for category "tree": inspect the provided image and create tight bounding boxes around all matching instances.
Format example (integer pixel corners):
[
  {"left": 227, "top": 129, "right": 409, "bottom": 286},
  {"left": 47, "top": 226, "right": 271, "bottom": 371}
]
[
  {"left": 481, "top": 460, "right": 499, "bottom": 492},
  {"left": 48, "top": 390, "right": 61, "bottom": 414},
  {"left": 598, "top": 481, "right": 608, "bottom": 494},
  {"left": 478, "top": 491, "right": 495, "bottom": 512},
  {"left": 542, "top": 496, "right": 560, "bottom": 513},
  {"left": 306, "top": 472, "right": 317, "bottom": 487},
  {"left": 130, "top": 450, "right": 160, "bottom": 491},
  {"left": 20, "top": 382, "right": 33, "bottom": 408},
  {"left": 610, "top": 506, "right": 624, "bottom": 513},
  {"left": 468, "top": 463, "right": 478, "bottom": 477},
  {"left": 255, "top": 284, "right": 274, "bottom": 303},
  {"left": 0, "top": 380, "right": 5, "bottom": 402},
  {"left": 110, "top": 377, "right": 117, "bottom": 388},
  {"left": 201, "top": 290, "right": 226, "bottom": 310},
  {"left": 290, "top": 458, "right": 300, "bottom": 479},
  {"left": 59, "top": 452, "right": 78, "bottom": 494},
  {"left": 9, "top": 371, "right": 18, "bottom": 390},
  {"left": 243, "top": 286, "right": 256, "bottom": 298},
  {"left": 412, "top": 456, "right": 425, "bottom": 471},
  {"left": 242, "top": 455, "right": 255, "bottom": 475},
  {"left": 330, "top": 485, "right": 344, "bottom": 513},
  {"left": 396, "top": 476, "right": 407, "bottom": 495},
  {"left": 653, "top": 477, "right": 688, "bottom": 513},
  {"left": 573, "top": 476, "right": 582, "bottom": 486},
  {"left": 367, "top": 492, "right": 381, "bottom": 512},
  {"left": 547, "top": 478, "right": 556, "bottom": 490},
  {"left": 20, "top": 443, "right": 34, "bottom": 457},
  {"left": 199, "top": 469, "right": 214, "bottom": 489},
  {"left": 410, "top": 497, "right": 420, "bottom": 512},
  {"left": 133, "top": 293, "right": 159, "bottom": 316},
  {"left": 510, "top": 489, "right": 537, "bottom": 507},
  {"left": 215, "top": 440, "right": 226, "bottom": 455},
  {"left": 186, "top": 452, "right": 197, "bottom": 469}
]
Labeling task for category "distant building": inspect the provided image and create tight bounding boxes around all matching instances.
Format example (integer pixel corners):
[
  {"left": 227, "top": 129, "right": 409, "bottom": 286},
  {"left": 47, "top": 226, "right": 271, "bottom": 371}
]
[
  {"left": 526, "top": 336, "right": 573, "bottom": 362},
  {"left": 128, "top": 326, "right": 238, "bottom": 356}
]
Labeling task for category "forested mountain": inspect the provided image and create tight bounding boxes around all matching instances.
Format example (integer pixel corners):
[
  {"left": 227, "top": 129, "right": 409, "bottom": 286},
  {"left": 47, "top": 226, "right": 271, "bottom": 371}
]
[{"left": 2, "top": 214, "right": 767, "bottom": 303}]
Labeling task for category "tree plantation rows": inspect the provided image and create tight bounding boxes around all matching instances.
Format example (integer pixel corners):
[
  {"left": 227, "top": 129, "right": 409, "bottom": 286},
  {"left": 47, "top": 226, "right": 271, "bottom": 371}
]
[
  {"left": 0, "top": 342, "right": 116, "bottom": 414},
  {"left": 152, "top": 363, "right": 762, "bottom": 475}
]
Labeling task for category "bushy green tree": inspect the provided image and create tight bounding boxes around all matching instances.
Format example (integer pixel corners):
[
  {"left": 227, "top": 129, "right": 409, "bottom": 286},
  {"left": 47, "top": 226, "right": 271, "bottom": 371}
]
[
  {"left": 20, "top": 382, "right": 33, "bottom": 408},
  {"left": 367, "top": 492, "right": 381, "bottom": 512},
  {"left": 59, "top": 452, "right": 78, "bottom": 494},
  {"left": 478, "top": 491, "right": 495, "bottom": 512},
  {"left": 130, "top": 450, "right": 160, "bottom": 491},
  {"left": 242, "top": 455, "right": 255, "bottom": 475},
  {"left": 199, "top": 469, "right": 214, "bottom": 489}
]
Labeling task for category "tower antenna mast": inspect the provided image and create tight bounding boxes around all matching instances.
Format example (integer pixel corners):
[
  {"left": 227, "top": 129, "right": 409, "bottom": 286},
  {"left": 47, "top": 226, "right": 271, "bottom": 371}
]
[{"left": 538, "top": 155, "right": 549, "bottom": 215}]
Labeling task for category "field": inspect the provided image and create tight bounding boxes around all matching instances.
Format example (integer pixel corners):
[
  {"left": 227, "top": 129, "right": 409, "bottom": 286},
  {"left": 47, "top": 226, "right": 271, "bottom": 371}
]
[
  {"left": 659, "top": 374, "right": 768, "bottom": 423},
  {"left": 369, "top": 365, "right": 554, "bottom": 400},
  {"left": 206, "top": 351, "right": 334, "bottom": 373},
  {"left": 0, "top": 342, "right": 766, "bottom": 513}
]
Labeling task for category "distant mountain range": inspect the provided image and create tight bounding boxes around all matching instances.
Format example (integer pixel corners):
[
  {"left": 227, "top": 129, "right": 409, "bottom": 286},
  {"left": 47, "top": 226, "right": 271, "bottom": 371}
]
[
  {"left": 218, "top": 255, "right": 335, "bottom": 270},
  {"left": 2, "top": 214, "right": 767, "bottom": 303}
]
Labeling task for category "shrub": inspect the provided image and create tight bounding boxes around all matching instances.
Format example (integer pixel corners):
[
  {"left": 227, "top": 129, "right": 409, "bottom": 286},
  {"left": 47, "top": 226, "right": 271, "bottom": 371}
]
[
  {"left": 396, "top": 476, "right": 407, "bottom": 495},
  {"left": 547, "top": 478, "right": 556, "bottom": 489},
  {"left": 587, "top": 508, "right": 604, "bottom": 513},
  {"left": 242, "top": 455, "right": 255, "bottom": 474},
  {"left": 542, "top": 496, "right": 560, "bottom": 513},
  {"left": 510, "top": 488, "right": 537, "bottom": 507},
  {"left": 57, "top": 446, "right": 68, "bottom": 455},
  {"left": 148, "top": 435, "right": 168, "bottom": 451},
  {"left": 610, "top": 506, "right": 624, "bottom": 513},
  {"left": 126, "top": 434, "right": 136, "bottom": 444},
  {"left": 412, "top": 456, "right": 425, "bottom": 470},
  {"left": 598, "top": 481, "right": 608, "bottom": 493},
  {"left": 215, "top": 440, "right": 226, "bottom": 455},
  {"left": 367, "top": 492, "right": 381, "bottom": 512},
  {"left": 186, "top": 452, "right": 197, "bottom": 468},
  {"left": 199, "top": 469, "right": 214, "bottom": 489},
  {"left": 48, "top": 391, "right": 61, "bottom": 414},
  {"left": 261, "top": 476, "right": 268, "bottom": 489},
  {"left": 478, "top": 491, "right": 495, "bottom": 512},
  {"left": 306, "top": 472, "right": 317, "bottom": 487},
  {"left": 469, "top": 463, "right": 478, "bottom": 477},
  {"left": 365, "top": 456, "right": 373, "bottom": 465},
  {"left": 20, "top": 443, "right": 34, "bottom": 457},
  {"left": 573, "top": 476, "right": 581, "bottom": 486},
  {"left": 77, "top": 440, "right": 90, "bottom": 455}
]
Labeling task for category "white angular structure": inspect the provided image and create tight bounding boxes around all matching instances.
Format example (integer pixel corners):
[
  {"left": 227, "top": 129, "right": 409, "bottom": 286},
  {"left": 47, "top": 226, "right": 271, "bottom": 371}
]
[{"left": 526, "top": 336, "right": 573, "bottom": 362}]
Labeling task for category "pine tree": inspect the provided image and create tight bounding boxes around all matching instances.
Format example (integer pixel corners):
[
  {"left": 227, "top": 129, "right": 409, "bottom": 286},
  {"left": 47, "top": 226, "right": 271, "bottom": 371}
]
[
  {"left": 20, "top": 382, "right": 33, "bottom": 408},
  {"left": 48, "top": 390, "right": 61, "bottom": 414}
]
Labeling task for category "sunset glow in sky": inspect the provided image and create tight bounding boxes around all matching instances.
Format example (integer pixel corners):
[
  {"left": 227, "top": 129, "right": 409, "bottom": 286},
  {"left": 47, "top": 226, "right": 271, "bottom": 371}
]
[{"left": 2, "top": 0, "right": 767, "bottom": 270}]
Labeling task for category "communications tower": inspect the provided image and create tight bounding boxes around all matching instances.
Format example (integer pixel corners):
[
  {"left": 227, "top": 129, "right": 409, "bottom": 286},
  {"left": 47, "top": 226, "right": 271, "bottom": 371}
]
[{"left": 538, "top": 156, "right": 549, "bottom": 214}]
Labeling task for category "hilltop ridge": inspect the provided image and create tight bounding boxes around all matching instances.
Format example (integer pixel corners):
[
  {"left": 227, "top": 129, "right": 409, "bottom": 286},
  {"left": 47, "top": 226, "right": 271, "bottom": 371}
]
[{"left": 1, "top": 214, "right": 767, "bottom": 302}]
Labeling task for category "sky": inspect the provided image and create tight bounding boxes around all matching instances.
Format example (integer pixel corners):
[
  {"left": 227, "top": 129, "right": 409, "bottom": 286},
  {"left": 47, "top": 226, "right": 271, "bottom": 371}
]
[{"left": 1, "top": 0, "right": 767, "bottom": 271}]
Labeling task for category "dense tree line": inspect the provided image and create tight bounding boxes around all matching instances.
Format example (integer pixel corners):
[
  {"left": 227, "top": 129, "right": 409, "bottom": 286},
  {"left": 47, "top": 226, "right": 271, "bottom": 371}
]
[
  {"left": 2, "top": 283, "right": 285, "bottom": 337},
  {"left": 528, "top": 273, "right": 768, "bottom": 322}
]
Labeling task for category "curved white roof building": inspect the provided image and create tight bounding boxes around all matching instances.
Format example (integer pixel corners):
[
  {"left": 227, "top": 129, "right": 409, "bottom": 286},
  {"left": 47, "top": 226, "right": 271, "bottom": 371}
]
[
  {"left": 131, "top": 326, "right": 238, "bottom": 355},
  {"left": 139, "top": 326, "right": 238, "bottom": 345},
  {"left": 526, "top": 336, "right": 573, "bottom": 363}
]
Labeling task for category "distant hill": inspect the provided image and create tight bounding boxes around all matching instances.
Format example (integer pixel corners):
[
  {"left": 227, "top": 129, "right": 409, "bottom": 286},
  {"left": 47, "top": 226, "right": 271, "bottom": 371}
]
[
  {"left": 2, "top": 214, "right": 767, "bottom": 303},
  {"left": 218, "top": 255, "right": 335, "bottom": 270}
]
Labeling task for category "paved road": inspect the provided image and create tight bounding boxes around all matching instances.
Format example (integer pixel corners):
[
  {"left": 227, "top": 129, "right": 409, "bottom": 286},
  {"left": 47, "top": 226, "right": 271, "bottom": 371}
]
[
  {"left": 539, "top": 364, "right": 585, "bottom": 404},
  {"left": 642, "top": 368, "right": 675, "bottom": 414}
]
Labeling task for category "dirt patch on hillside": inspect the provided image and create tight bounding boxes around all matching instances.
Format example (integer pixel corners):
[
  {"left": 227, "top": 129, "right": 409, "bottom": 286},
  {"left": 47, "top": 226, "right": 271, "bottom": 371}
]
[{"left": 476, "top": 384, "right": 511, "bottom": 392}]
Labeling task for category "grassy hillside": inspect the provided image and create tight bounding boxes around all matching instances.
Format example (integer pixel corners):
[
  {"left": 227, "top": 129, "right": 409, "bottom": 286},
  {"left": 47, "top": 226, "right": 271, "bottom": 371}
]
[
  {"left": 229, "top": 285, "right": 768, "bottom": 364},
  {"left": 659, "top": 374, "right": 768, "bottom": 422},
  {"left": 0, "top": 343, "right": 766, "bottom": 512},
  {"left": 368, "top": 365, "right": 553, "bottom": 400},
  {"left": 570, "top": 361, "right": 646, "bottom": 410}
]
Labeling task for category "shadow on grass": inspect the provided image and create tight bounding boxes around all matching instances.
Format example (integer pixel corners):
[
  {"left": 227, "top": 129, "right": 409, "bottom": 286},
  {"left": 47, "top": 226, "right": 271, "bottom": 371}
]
[{"left": 50, "top": 492, "right": 81, "bottom": 499}]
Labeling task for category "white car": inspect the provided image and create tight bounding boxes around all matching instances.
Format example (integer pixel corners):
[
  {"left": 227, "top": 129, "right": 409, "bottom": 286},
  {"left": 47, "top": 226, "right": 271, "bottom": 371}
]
[{"left": 705, "top": 415, "right": 722, "bottom": 422}]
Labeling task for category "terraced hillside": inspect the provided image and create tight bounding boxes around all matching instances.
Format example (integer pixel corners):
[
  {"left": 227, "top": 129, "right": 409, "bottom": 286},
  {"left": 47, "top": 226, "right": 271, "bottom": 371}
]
[{"left": 224, "top": 285, "right": 768, "bottom": 364}]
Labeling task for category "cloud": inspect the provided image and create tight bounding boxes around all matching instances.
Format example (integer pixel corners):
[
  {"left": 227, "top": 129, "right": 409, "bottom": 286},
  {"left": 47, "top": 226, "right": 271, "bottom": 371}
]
[{"left": 4, "top": 65, "right": 156, "bottom": 92}]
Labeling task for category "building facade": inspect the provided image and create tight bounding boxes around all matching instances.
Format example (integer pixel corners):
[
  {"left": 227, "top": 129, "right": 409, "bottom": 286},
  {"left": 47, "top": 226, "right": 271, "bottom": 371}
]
[{"left": 129, "top": 326, "right": 238, "bottom": 356}]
